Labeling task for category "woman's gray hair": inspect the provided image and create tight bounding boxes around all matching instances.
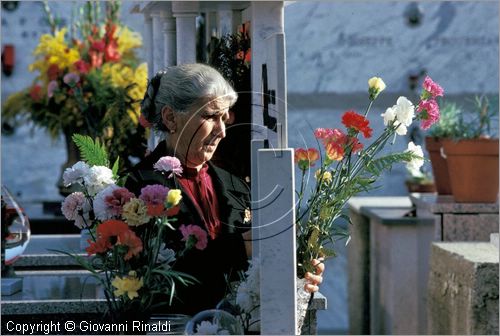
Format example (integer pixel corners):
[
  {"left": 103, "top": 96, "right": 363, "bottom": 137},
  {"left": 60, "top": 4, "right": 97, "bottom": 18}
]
[{"left": 141, "top": 63, "right": 238, "bottom": 132}]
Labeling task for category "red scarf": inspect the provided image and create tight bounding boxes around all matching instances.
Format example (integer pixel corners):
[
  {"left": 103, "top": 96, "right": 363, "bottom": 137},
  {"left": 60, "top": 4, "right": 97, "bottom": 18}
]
[{"left": 177, "top": 164, "right": 221, "bottom": 239}]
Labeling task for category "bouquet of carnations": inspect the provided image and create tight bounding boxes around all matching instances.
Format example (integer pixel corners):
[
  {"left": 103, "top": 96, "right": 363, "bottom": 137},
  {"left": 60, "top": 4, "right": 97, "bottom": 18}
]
[
  {"left": 3, "top": 1, "right": 147, "bottom": 169},
  {"left": 295, "top": 76, "right": 444, "bottom": 277},
  {"left": 59, "top": 134, "right": 206, "bottom": 321}
]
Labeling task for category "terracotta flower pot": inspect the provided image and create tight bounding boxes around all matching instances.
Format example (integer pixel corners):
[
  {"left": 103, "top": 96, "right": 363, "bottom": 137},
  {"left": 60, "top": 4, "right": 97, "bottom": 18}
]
[
  {"left": 425, "top": 137, "right": 452, "bottom": 195},
  {"left": 442, "top": 138, "right": 499, "bottom": 203}
]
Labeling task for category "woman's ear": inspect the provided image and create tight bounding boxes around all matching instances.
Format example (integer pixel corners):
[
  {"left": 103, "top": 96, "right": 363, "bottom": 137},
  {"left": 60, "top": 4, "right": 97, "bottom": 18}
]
[{"left": 161, "top": 106, "right": 176, "bottom": 133}]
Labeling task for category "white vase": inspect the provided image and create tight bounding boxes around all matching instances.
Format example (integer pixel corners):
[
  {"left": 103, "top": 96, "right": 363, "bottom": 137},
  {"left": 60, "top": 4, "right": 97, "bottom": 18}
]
[{"left": 296, "top": 277, "right": 312, "bottom": 334}]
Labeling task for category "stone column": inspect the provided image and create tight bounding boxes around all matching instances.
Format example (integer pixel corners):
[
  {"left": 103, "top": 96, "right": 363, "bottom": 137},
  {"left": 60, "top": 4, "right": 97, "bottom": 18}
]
[
  {"left": 151, "top": 10, "right": 166, "bottom": 73},
  {"left": 172, "top": 1, "right": 199, "bottom": 64},
  {"left": 217, "top": 10, "right": 233, "bottom": 37},
  {"left": 143, "top": 11, "right": 154, "bottom": 78},
  {"left": 163, "top": 14, "right": 176, "bottom": 67}
]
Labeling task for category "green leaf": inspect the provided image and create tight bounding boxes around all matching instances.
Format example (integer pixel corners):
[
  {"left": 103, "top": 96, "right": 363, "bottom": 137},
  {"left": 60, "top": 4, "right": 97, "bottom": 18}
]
[
  {"left": 111, "top": 157, "right": 120, "bottom": 179},
  {"left": 319, "top": 246, "right": 336, "bottom": 258},
  {"left": 72, "top": 134, "right": 110, "bottom": 167},
  {"left": 365, "top": 151, "right": 417, "bottom": 177}
]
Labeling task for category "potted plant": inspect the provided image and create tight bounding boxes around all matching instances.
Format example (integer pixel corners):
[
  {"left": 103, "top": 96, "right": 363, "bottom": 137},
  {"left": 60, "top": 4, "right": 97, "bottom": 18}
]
[
  {"left": 405, "top": 166, "right": 436, "bottom": 193},
  {"left": 424, "top": 101, "right": 460, "bottom": 195},
  {"left": 441, "top": 95, "right": 499, "bottom": 203}
]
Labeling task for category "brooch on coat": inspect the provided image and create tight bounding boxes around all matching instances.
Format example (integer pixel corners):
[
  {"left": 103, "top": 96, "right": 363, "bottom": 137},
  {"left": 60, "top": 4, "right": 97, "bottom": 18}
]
[{"left": 243, "top": 207, "right": 252, "bottom": 224}]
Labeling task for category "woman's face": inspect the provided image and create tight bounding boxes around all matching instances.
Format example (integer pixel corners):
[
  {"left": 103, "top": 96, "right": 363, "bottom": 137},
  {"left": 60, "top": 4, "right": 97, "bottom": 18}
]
[{"left": 171, "top": 98, "right": 230, "bottom": 169}]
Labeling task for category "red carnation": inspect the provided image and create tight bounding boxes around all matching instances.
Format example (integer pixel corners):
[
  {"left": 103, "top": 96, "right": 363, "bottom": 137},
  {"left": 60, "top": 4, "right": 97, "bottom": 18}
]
[{"left": 342, "top": 110, "right": 373, "bottom": 138}]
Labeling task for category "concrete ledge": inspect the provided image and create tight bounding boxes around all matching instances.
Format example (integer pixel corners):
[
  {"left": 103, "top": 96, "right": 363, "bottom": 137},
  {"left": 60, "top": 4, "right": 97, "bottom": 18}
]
[{"left": 428, "top": 242, "right": 499, "bottom": 335}]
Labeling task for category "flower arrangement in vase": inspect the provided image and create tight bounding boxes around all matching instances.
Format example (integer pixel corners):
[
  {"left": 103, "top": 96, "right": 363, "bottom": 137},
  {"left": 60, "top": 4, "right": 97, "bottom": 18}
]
[
  {"left": 57, "top": 134, "right": 206, "bottom": 324},
  {"left": 2, "top": 1, "right": 148, "bottom": 186}
]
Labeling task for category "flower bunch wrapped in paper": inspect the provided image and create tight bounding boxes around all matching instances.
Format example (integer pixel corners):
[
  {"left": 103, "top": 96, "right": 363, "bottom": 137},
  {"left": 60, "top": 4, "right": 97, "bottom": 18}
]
[
  {"left": 295, "top": 76, "right": 444, "bottom": 277},
  {"left": 3, "top": 1, "right": 148, "bottom": 169},
  {"left": 59, "top": 135, "right": 205, "bottom": 321}
]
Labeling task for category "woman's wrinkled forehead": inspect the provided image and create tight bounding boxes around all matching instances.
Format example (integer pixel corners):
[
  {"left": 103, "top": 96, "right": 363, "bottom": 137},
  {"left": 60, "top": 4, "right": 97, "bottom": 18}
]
[{"left": 189, "top": 96, "right": 231, "bottom": 116}]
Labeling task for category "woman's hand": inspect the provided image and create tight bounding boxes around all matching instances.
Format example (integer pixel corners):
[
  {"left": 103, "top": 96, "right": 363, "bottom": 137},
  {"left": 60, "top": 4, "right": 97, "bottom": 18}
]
[{"left": 304, "top": 258, "right": 325, "bottom": 293}]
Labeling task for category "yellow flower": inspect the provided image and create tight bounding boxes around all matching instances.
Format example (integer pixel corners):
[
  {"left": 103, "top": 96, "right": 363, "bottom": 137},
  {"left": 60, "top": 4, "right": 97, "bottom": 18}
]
[
  {"left": 29, "top": 28, "right": 80, "bottom": 80},
  {"left": 166, "top": 189, "right": 182, "bottom": 207},
  {"left": 116, "top": 26, "right": 143, "bottom": 54},
  {"left": 368, "top": 76, "right": 386, "bottom": 100},
  {"left": 122, "top": 198, "right": 151, "bottom": 226},
  {"left": 101, "top": 62, "right": 147, "bottom": 125},
  {"left": 112, "top": 271, "right": 143, "bottom": 300},
  {"left": 368, "top": 76, "right": 386, "bottom": 91},
  {"left": 314, "top": 170, "right": 332, "bottom": 183},
  {"left": 368, "top": 77, "right": 385, "bottom": 100}
]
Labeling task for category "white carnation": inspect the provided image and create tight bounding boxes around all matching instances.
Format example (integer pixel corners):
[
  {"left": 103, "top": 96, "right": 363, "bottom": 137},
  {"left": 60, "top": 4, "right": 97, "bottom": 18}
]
[
  {"left": 93, "top": 184, "right": 120, "bottom": 220},
  {"left": 394, "top": 96, "right": 415, "bottom": 126},
  {"left": 406, "top": 141, "right": 424, "bottom": 171},
  {"left": 381, "top": 106, "right": 396, "bottom": 126},
  {"left": 63, "top": 161, "right": 90, "bottom": 187},
  {"left": 395, "top": 123, "right": 408, "bottom": 135},
  {"left": 83, "top": 166, "right": 116, "bottom": 196}
]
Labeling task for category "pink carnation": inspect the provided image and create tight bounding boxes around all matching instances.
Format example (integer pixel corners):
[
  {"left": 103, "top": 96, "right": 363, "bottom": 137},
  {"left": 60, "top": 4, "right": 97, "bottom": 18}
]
[
  {"left": 314, "top": 128, "right": 334, "bottom": 140},
  {"left": 61, "top": 192, "right": 91, "bottom": 229},
  {"left": 417, "top": 99, "right": 440, "bottom": 130},
  {"left": 153, "top": 156, "right": 183, "bottom": 178},
  {"left": 422, "top": 76, "right": 444, "bottom": 98},
  {"left": 105, "top": 188, "right": 135, "bottom": 217},
  {"left": 47, "top": 80, "right": 58, "bottom": 98},
  {"left": 139, "top": 184, "right": 169, "bottom": 206},
  {"left": 180, "top": 224, "right": 208, "bottom": 250}
]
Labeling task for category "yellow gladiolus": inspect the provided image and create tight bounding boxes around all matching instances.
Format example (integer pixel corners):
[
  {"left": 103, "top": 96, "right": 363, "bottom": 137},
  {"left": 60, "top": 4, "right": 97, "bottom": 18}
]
[
  {"left": 29, "top": 28, "right": 80, "bottom": 78},
  {"left": 116, "top": 26, "right": 143, "bottom": 54}
]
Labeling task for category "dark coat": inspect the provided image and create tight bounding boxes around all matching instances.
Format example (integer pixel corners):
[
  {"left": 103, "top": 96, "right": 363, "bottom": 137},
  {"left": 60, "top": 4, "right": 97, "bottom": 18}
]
[{"left": 125, "top": 141, "right": 251, "bottom": 316}]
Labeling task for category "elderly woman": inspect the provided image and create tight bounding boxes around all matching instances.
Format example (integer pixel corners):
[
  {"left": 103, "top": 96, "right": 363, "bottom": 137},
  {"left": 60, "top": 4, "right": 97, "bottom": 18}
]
[{"left": 126, "top": 64, "right": 323, "bottom": 315}]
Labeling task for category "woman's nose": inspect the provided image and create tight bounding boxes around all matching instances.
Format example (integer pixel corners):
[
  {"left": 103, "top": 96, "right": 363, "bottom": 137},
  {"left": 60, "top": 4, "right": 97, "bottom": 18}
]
[{"left": 214, "top": 119, "right": 226, "bottom": 138}]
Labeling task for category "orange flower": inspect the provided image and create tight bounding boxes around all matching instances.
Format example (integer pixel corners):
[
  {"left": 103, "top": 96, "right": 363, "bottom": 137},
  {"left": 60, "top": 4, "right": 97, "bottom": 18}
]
[
  {"left": 118, "top": 230, "right": 143, "bottom": 260},
  {"left": 325, "top": 141, "right": 345, "bottom": 161},
  {"left": 104, "top": 40, "right": 121, "bottom": 62},
  {"left": 295, "top": 148, "right": 320, "bottom": 170},
  {"left": 342, "top": 110, "right": 373, "bottom": 138}
]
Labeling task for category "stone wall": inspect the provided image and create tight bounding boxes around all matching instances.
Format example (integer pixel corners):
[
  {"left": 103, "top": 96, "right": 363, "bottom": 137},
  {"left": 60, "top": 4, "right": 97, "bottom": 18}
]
[
  {"left": 285, "top": 1, "right": 498, "bottom": 94},
  {"left": 428, "top": 242, "right": 499, "bottom": 335}
]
